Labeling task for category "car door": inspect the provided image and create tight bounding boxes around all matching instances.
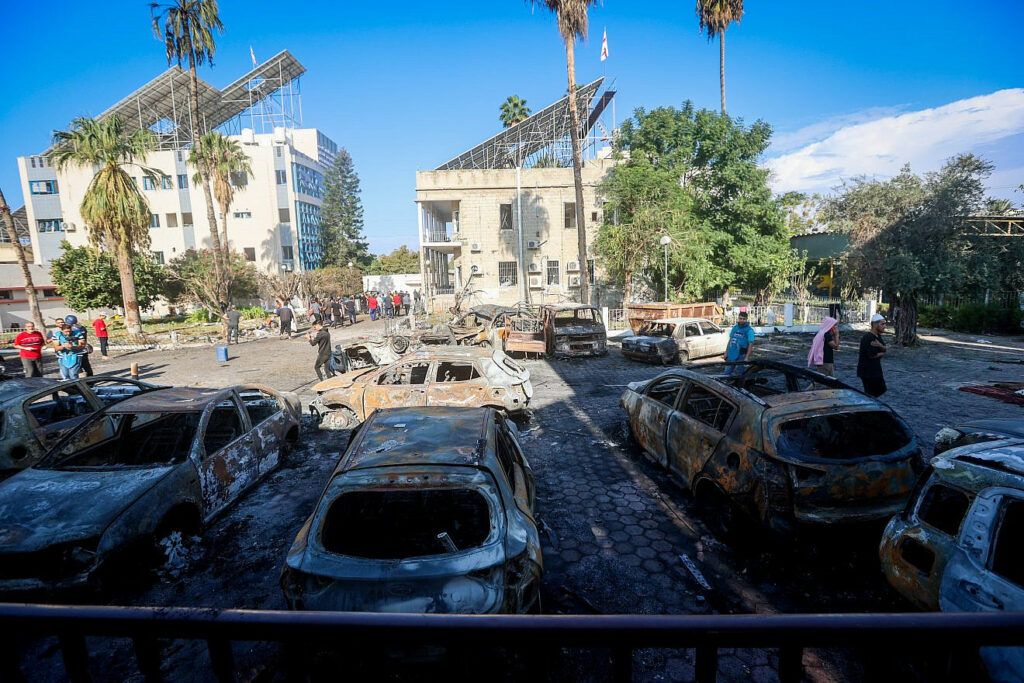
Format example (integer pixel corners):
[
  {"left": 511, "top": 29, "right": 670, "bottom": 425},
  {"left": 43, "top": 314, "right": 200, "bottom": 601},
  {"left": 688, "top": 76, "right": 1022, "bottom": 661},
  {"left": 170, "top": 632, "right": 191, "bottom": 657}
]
[
  {"left": 428, "top": 360, "right": 488, "bottom": 408},
  {"left": 631, "top": 375, "right": 686, "bottom": 467},
  {"left": 82, "top": 377, "right": 151, "bottom": 407},
  {"left": 666, "top": 381, "right": 735, "bottom": 488},
  {"left": 240, "top": 387, "right": 289, "bottom": 478},
  {"left": 196, "top": 395, "right": 258, "bottom": 520},
  {"left": 362, "top": 361, "right": 430, "bottom": 413},
  {"left": 699, "top": 321, "right": 728, "bottom": 357},
  {"left": 23, "top": 382, "right": 102, "bottom": 450},
  {"left": 681, "top": 322, "right": 702, "bottom": 359}
]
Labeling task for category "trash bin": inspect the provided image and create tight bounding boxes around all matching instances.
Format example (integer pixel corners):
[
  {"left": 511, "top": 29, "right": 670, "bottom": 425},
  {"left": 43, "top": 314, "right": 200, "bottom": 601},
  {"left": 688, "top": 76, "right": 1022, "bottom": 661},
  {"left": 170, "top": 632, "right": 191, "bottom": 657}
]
[{"left": 216, "top": 346, "right": 229, "bottom": 362}]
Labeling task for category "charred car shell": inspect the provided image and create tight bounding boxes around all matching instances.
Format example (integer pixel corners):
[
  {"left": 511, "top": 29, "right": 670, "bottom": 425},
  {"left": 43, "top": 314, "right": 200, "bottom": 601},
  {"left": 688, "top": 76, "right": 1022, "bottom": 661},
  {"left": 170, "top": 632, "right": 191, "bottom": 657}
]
[
  {"left": 281, "top": 406, "right": 542, "bottom": 614},
  {"left": 933, "top": 418, "right": 1024, "bottom": 458},
  {"left": 620, "top": 317, "right": 729, "bottom": 365},
  {"left": 543, "top": 304, "right": 607, "bottom": 358},
  {"left": 0, "top": 384, "right": 300, "bottom": 595},
  {"left": 621, "top": 360, "right": 923, "bottom": 533}
]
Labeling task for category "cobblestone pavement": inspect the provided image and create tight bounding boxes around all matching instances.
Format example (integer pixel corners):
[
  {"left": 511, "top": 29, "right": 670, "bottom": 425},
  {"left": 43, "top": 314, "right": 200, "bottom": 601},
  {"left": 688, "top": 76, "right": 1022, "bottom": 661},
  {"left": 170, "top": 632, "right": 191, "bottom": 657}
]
[{"left": 15, "top": 321, "right": 1023, "bottom": 682}]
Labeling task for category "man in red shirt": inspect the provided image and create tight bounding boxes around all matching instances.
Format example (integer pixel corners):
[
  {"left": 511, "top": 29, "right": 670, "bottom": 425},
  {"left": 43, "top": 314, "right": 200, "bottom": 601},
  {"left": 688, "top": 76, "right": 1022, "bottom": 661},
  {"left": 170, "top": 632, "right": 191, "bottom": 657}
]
[
  {"left": 367, "top": 293, "right": 379, "bottom": 321},
  {"left": 92, "top": 314, "right": 110, "bottom": 358},
  {"left": 13, "top": 321, "right": 46, "bottom": 377}
]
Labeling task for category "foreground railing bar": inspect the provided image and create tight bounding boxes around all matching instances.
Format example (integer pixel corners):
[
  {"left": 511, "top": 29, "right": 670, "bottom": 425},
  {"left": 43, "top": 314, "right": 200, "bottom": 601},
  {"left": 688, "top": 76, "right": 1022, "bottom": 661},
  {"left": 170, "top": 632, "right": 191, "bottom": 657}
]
[{"left": 694, "top": 645, "right": 717, "bottom": 683}]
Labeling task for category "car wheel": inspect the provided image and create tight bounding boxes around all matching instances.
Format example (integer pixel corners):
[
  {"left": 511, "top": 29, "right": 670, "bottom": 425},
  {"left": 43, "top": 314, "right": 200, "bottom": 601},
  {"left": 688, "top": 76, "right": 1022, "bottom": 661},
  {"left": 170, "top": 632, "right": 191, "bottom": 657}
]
[
  {"left": 696, "top": 482, "right": 744, "bottom": 542},
  {"left": 322, "top": 406, "right": 360, "bottom": 431},
  {"left": 390, "top": 335, "right": 410, "bottom": 354},
  {"left": 677, "top": 350, "right": 689, "bottom": 365}
]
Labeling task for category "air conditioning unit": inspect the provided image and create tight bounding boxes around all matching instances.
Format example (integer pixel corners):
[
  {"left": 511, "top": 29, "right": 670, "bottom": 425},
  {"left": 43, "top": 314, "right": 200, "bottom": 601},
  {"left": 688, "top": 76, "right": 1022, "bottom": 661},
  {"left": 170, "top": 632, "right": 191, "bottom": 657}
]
[
  {"left": 566, "top": 261, "right": 581, "bottom": 272},
  {"left": 528, "top": 263, "right": 541, "bottom": 273},
  {"left": 568, "top": 274, "right": 582, "bottom": 288},
  {"left": 529, "top": 275, "right": 543, "bottom": 289},
  {"left": 470, "top": 242, "right": 482, "bottom": 252},
  {"left": 527, "top": 240, "right": 540, "bottom": 249},
  {"left": 470, "top": 264, "right": 481, "bottom": 275}
]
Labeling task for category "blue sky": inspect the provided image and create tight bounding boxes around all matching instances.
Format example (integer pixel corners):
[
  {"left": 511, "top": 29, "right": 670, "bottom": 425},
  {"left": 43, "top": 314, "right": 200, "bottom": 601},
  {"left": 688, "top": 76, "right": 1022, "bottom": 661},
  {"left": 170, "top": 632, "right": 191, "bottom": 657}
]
[{"left": 2, "top": 1, "right": 1022, "bottom": 254}]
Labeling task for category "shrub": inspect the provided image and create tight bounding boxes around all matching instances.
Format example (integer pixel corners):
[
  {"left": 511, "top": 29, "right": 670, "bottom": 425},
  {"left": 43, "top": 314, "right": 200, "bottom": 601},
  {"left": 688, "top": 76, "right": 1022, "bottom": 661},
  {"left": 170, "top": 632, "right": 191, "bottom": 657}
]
[
  {"left": 917, "top": 305, "right": 954, "bottom": 329},
  {"left": 185, "top": 309, "right": 215, "bottom": 324},
  {"left": 948, "top": 303, "right": 1023, "bottom": 334},
  {"left": 239, "top": 305, "right": 266, "bottom": 320}
]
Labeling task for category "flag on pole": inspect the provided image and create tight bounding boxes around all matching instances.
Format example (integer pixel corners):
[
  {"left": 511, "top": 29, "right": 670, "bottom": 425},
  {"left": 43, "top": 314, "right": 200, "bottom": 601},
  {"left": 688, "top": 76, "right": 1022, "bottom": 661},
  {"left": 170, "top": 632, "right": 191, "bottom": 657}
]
[
  {"left": 250, "top": 45, "right": 258, "bottom": 67},
  {"left": 600, "top": 29, "right": 608, "bottom": 61}
]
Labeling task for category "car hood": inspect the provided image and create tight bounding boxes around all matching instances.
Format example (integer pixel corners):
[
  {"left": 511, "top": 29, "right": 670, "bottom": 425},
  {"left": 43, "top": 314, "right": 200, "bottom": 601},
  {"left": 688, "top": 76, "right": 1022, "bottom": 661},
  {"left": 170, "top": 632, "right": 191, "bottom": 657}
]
[
  {"left": 957, "top": 418, "right": 1024, "bottom": 438},
  {"left": 313, "top": 367, "right": 376, "bottom": 392},
  {"left": 622, "top": 335, "right": 674, "bottom": 346},
  {"left": 0, "top": 466, "right": 173, "bottom": 551}
]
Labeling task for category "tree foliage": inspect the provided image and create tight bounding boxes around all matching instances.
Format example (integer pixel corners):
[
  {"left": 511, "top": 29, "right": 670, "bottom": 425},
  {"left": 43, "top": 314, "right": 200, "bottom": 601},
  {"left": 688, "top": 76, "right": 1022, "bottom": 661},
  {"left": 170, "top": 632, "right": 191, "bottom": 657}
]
[
  {"left": 365, "top": 245, "right": 420, "bottom": 275},
  {"left": 187, "top": 131, "right": 251, "bottom": 256},
  {"left": 164, "top": 249, "right": 258, "bottom": 316},
  {"left": 500, "top": 95, "right": 531, "bottom": 127},
  {"left": 320, "top": 149, "right": 370, "bottom": 268},
  {"left": 49, "top": 242, "right": 167, "bottom": 312}
]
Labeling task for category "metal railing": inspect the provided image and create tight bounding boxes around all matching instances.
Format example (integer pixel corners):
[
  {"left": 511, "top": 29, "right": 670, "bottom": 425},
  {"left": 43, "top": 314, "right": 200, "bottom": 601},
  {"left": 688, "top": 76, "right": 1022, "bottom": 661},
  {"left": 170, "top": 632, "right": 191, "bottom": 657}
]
[
  {"left": 607, "top": 308, "right": 630, "bottom": 331},
  {"left": 2, "top": 604, "right": 1022, "bottom": 683}
]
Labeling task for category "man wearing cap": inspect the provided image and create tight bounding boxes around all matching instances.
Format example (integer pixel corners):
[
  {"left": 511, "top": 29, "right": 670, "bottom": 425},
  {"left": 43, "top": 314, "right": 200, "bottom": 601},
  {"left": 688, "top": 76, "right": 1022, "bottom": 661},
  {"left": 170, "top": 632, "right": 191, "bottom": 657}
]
[
  {"left": 92, "top": 314, "right": 110, "bottom": 358},
  {"left": 857, "top": 314, "right": 888, "bottom": 397}
]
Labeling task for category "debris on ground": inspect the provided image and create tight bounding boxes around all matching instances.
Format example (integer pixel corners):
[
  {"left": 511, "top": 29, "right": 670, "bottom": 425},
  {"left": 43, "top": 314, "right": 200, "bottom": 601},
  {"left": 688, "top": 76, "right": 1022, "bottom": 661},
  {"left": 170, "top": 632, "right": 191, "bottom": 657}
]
[
  {"left": 959, "top": 382, "right": 1024, "bottom": 405},
  {"left": 679, "top": 553, "right": 712, "bottom": 591}
]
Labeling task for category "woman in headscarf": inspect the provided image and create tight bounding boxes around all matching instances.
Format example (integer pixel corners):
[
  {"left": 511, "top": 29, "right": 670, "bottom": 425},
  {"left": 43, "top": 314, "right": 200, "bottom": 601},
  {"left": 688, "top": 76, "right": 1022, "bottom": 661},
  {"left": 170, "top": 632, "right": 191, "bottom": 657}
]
[{"left": 807, "top": 316, "right": 839, "bottom": 377}]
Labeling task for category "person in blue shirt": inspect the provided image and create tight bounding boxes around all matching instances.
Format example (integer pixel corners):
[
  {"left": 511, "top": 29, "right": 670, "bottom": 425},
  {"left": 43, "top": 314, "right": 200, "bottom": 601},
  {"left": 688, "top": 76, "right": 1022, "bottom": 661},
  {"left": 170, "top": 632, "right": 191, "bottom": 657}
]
[
  {"left": 52, "top": 323, "right": 84, "bottom": 380},
  {"left": 64, "top": 315, "right": 93, "bottom": 377},
  {"left": 723, "top": 311, "right": 755, "bottom": 376}
]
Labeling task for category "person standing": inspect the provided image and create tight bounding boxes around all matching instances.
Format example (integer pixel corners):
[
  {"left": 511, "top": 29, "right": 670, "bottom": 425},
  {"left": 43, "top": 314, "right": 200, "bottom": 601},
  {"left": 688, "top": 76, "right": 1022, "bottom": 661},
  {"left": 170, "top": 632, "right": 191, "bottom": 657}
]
[
  {"left": 276, "top": 300, "right": 294, "bottom": 339},
  {"left": 52, "top": 323, "right": 83, "bottom": 380},
  {"left": 392, "top": 291, "right": 402, "bottom": 317},
  {"left": 723, "top": 311, "right": 755, "bottom": 375},
  {"left": 367, "top": 293, "right": 378, "bottom": 321},
  {"left": 383, "top": 293, "right": 394, "bottom": 319},
  {"left": 413, "top": 289, "right": 421, "bottom": 313},
  {"left": 857, "top": 314, "right": 888, "bottom": 397},
  {"left": 345, "top": 296, "right": 357, "bottom": 325},
  {"left": 307, "top": 321, "right": 334, "bottom": 381},
  {"left": 332, "top": 297, "right": 344, "bottom": 327},
  {"left": 807, "top": 317, "right": 839, "bottom": 377},
  {"left": 401, "top": 291, "right": 410, "bottom": 316},
  {"left": 13, "top": 322, "right": 46, "bottom": 377},
  {"left": 92, "top": 314, "right": 110, "bottom": 358},
  {"left": 226, "top": 305, "right": 242, "bottom": 344},
  {"left": 65, "top": 315, "right": 93, "bottom": 377}
]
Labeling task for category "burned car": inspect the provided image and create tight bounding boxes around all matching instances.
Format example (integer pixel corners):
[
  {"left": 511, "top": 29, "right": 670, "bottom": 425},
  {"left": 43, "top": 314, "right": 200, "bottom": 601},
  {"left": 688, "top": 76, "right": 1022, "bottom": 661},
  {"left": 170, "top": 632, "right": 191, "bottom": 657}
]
[
  {"left": 309, "top": 347, "right": 533, "bottom": 430},
  {"left": 620, "top": 317, "right": 729, "bottom": 365},
  {"left": 933, "top": 418, "right": 1024, "bottom": 457},
  {"left": 0, "top": 385, "right": 300, "bottom": 594},
  {"left": 0, "top": 376, "right": 160, "bottom": 480},
  {"left": 543, "top": 304, "right": 607, "bottom": 357},
  {"left": 281, "top": 406, "right": 542, "bottom": 614},
  {"left": 621, "top": 360, "right": 923, "bottom": 533},
  {"left": 879, "top": 439, "right": 1024, "bottom": 680},
  {"left": 419, "top": 305, "right": 515, "bottom": 347},
  {"left": 330, "top": 336, "right": 410, "bottom": 373}
]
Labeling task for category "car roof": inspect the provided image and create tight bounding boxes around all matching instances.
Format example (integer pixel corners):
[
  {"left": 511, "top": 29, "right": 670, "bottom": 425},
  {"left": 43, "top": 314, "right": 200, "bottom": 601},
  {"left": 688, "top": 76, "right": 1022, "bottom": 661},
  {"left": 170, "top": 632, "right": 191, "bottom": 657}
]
[
  {"left": 0, "top": 377, "right": 62, "bottom": 400},
  {"left": 760, "top": 389, "right": 877, "bottom": 409},
  {"left": 104, "top": 386, "right": 232, "bottom": 412},
  {"left": 395, "top": 347, "right": 496, "bottom": 362},
  {"left": 342, "top": 407, "right": 492, "bottom": 472},
  {"left": 932, "top": 439, "right": 1024, "bottom": 492}
]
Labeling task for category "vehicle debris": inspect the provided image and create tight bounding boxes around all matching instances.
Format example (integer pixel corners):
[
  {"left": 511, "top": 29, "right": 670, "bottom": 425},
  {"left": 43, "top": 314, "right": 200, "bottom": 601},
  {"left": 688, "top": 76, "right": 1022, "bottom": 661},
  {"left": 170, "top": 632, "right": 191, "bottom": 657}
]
[
  {"left": 620, "top": 318, "right": 729, "bottom": 365},
  {"left": 679, "top": 553, "right": 712, "bottom": 591},
  {"left": 543, "top": 304, "right": 608, "bottom": 357}
]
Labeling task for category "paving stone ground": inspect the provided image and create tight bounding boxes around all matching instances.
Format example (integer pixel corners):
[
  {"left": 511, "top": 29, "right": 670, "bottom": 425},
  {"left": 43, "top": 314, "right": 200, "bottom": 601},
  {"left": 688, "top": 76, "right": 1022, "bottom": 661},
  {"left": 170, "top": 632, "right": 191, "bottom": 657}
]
[{"left": 14, "top": 319, "right": 1023, "bottom": 682}]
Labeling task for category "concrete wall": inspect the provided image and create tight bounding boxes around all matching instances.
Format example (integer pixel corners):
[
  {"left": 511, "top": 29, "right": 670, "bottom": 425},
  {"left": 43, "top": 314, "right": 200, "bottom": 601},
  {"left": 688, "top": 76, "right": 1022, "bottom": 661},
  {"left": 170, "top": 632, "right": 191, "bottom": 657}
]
[{"left": 362, "top": 273, "right": 422, "bottom": 295}]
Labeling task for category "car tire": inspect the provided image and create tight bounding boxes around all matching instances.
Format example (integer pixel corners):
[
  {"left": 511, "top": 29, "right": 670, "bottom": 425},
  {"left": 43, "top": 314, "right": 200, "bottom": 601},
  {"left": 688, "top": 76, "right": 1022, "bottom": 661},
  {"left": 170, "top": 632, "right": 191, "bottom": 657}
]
[
  {"left": 696, "top": 482, "right": 744, "bottom": 542},
  {"left": 323, "top": 406, "right": 360, "bottom": 431},
  {"left": 677, "top": 350, "right": 689, "bottom": 365}
]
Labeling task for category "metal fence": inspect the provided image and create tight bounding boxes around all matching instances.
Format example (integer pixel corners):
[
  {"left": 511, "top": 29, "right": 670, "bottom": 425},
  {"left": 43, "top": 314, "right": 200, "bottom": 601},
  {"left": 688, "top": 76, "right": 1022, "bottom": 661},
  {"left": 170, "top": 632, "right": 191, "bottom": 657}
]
[
  {"left": 607, "top": 308, "right": 630, "bottom": 331},
  {"left": 2, "top": 604, "right": 1022, "bottom": 683}
]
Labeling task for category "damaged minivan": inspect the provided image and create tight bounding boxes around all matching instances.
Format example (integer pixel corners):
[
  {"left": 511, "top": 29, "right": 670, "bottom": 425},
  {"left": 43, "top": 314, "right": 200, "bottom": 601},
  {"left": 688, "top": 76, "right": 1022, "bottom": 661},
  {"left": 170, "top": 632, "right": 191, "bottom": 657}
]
[
  {"left": 281, "top": 406, "right": 542, "bottom": 614},
  {"left": 621, "top": 361, "right": 923, "bottom": 534},
  {"left": 543, "top": 304, "right": 607, "bottom": 357}
]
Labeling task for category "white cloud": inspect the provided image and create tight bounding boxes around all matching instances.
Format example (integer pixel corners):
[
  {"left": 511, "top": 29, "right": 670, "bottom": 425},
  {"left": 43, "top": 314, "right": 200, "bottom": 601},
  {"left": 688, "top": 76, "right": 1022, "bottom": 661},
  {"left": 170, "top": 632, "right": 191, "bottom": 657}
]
[{"left": 765, "top": 89, "right": 1024, "bottom": 197}]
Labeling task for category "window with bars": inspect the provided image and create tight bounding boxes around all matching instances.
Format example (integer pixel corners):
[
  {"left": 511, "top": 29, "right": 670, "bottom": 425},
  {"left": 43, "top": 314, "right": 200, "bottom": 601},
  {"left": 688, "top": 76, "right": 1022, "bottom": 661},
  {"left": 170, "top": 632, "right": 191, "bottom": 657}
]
[
  {"left": 150, "top": 214, "right": 160, "bottom": 228},
  {"left": 244, "top": 248, "right": 256, "bottom": 262},
  {"left": 177, "top": 174, "right": 188, "bottom": 189},
  {"left": 547, "top": 260, "right": 560, "bottom": 286},
  {"left": 142, "top": 176, "right": 156, "bottom": 191},
  {"left": 233, "top": 211, "right": 252, "bottom": 219},
  {"left": 588, "top": 259, "right": 596, "bottom": 285},
  {"left": 281, "top": 245, "right": 294, "bottom": 261},
  {"left": 564, "top": 202, "right": 576, "bottom": 229},
  {"left": 500, "top": 204, "right": 512, "bottom": 230},
  {"left": 498, "top": 261, "right": 518, "bottom": 287},
  {"left": 151, "top": 251, "right": 165, "bottom": 265},
  {"left": 275, "top": 170, "right": 287, "bottom": 185},
  {"left": 161, "top": 176, "right": 173, "bottom": 190},
  {"left": 29, "top": 180, "right": 58, "bottom": 195}
]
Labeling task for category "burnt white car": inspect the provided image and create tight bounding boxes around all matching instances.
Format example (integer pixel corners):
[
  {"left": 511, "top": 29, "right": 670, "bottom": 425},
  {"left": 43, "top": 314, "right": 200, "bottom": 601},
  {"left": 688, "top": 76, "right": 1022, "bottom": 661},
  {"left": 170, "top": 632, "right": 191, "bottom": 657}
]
[{"left": 620, "top": 317, "right": 729, "bottom": 364}]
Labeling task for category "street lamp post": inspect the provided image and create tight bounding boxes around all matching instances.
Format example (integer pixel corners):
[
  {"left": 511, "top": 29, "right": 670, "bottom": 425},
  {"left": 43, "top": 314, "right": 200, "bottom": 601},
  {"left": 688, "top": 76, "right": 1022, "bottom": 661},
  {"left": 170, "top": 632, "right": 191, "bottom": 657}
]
[{"left": 659, "top": 235, "right": 671, "bottom": 302}]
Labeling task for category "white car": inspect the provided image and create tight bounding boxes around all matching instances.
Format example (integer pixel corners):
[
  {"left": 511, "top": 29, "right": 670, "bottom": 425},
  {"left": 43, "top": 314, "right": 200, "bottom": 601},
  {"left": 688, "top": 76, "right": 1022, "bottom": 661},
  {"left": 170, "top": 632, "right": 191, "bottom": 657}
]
[{"left": 620, "top": 317, "right": 729, "bottom": 364}]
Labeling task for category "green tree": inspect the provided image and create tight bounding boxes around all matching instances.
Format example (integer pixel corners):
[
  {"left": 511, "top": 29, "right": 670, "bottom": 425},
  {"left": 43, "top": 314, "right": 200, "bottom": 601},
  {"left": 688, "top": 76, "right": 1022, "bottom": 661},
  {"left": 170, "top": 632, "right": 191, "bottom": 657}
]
[
  {"left": 49, "top": 242, "right": 166, "bottom": 312},
  {"left": 164, "top": 249, "right": 258, "bottom": 318},
  {"left": 500, "top": 95, "right": 532, "bottom": 127},
  {"left": 49, "top": 115, "right": 159, "bottom": 338},
  {"left": 365, "top": 245, "right": 420, "bottom": 275},
  {"left": 0, "top": 187, "right": 44, "bottom": 329},
  {"left": 151, "top": 0, "right": 228, "bottom": 307},
  {"left": 696, "top": 0, "right": 744, "bottom": 115},
  {"left": 187, "top": 131, "right": 251, "bottom": 261},
  {"left": 530, "top": 0, "right": 599, "bottom": 304},
  {"left": 320, "top": 148, "right": 370, "bottom": 267}
]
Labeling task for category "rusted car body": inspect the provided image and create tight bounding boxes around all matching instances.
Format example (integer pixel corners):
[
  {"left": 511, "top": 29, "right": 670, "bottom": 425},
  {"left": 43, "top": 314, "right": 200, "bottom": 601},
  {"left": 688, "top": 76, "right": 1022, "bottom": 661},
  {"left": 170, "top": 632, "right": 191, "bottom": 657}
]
[
  {"left": 416, "top": 305, "right": 515, "bottom": 347},
  {"left": 281, "top": 406, "right": 542, "bottom": 614},
  {"left": 879, "top": 439, "right": 1024, "bottom": 680},
  {"left": 621, "top": 361, "right": 923, "bottom": 532},
  {"left": 626, "top": 302, "right": 723, "bottom": 333},
  {"left": 543, "top": 304, "right": 607, "bottom": 357},
  {"left": 620, "top": 317, "right": 729, "bottom": 364},
  {"left": 331, "top": 337, "right": 408, "bottom": 373},
  {"left": 500, "top": 306, "right": 546, "bottom": 356},
  {"left": 933, "top": 418, "right": 1024, "bottom": 457},
  {"left": 0, "top": 385, "right": 300, "bottom": 595},
  {"left": 309, "top": 347, "right": 533, "bottom": 430},
  {"left": 0, "top": 376, "right": 160, "bottom": 480}
]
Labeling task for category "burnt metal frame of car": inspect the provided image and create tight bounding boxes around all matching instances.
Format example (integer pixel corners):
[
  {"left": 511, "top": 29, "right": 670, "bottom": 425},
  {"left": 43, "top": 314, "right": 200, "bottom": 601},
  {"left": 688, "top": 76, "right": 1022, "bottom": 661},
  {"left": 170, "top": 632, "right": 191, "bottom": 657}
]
[
  {"left": 933, "top": 418, "right": 1024, "bottom": 458},
  {"left": 543, "top": 304, "right": 607, "bottom": 358},
  {"left": 621, "top": 360, "right": 922, "bottom": 533},
  {"left": 0, "top": 384, "right": 300, "bottom": 595},
  {"left": 281, "top": 406, "right": 542, "bottom": 615},
  {"left": 620, "top": 317, "right": 728, "bottom": 365}
]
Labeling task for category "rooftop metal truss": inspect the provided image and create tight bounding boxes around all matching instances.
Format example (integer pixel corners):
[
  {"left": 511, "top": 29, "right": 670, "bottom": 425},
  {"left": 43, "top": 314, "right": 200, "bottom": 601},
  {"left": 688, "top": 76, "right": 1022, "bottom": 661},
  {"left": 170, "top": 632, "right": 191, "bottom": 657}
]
[
  {"left": 964, "top": 215, "right": 1024, "bottom": 237},
  {"left": 436, "top": 77, "right": 614, "bottom": 170},
  {"left": 74, "top": 50, "right": 305, "bottom": 151}
]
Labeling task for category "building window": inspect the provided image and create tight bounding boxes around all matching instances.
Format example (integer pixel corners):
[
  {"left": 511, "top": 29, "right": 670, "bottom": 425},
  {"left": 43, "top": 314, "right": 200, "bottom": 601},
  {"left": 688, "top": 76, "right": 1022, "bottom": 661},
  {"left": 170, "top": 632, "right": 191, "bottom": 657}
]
[
  {"left": 142, "top": 176, "right": 156, "bottom": 191},
  {"left": 275, "top": 147, "right": 282, "bottom": 158},
  {"left": 232, "top": 211, "right": 252, "bottom": 219},
  {"left": 166, "top": 213, "right": 178, "bottom": 228},
  {"left": 498, "top": 261, "right": 518, "bottom": 287},
  {"left": 547, "top": 260, "right": 560, "bottom": 286},
  {"left": 161, "top": 176, "right": 173, "bottom": 190},
  {"left": 281, "top": 245, "right": 294, "bottom": 261},
  {"left": 278, "top": 208, "right": 290, "bottom": 223},
  {"left": 29, "top": 180, "right": 58, "bottom": 195},
  {"left": 182, "top": 212, "right": 193, "bottom": 226},
  {"left": 588, "top": 259, "right": 596, "bottom": 285},
  {"left": 37, "top": 219, "right": 64, "bottom": 233},
  {"left": 292, "top": 163, "right": 325, "bottom": 199},
  {"left": 500, "top": 204, "right": 513, "bottom": 230},
  {"left": 151, "top": 251, "right": 165, "bottom": 265},
  {"left": 30, "top": 158, "right": 36, "bottom": 168},
  {"left": 150, "top": 213, "right": 160, "bottom": 228},
  {"left": 177, "top": 151, "right": 183, "bottom": 162},
  {"left": 0, "top": 290, "right": 13, "bottom": 300},
  {"left": 591, "top": 211, "right": 599, "bottom": 223},
  {"left": 230, "top": 171, "right": 248, "bottom": 187},
  {"left": 243, "top": 247, "right": 256, "bottom": 262},
  {"left": 42, "top": 288, "right": 59, "bottom": 298},
  {"left": 564, "top": 202, "right": 576, "bottom": 229},
  {"left": 177, "top": 174, "right": 188, "bottom": 189},
  {"left": 275, "top": 170, "right": 287, "bottom": 185}
]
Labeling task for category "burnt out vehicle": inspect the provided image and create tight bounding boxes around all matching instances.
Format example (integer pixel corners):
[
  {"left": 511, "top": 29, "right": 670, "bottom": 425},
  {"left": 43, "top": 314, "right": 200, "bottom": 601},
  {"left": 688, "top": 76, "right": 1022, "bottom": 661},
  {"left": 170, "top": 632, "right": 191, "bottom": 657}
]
[
  {"left": 309, "top": 347, "right": 533, "bottom": 430},
  {"left": 933, "top": 418, "right": 1024, "bottom": 457},
  {"left": 281, "top": 406, "right": 542, "bottom": 614},
  {"left": 418, "top": 305, "right": 515, "bottom": 347},
  {"left": 621, "top": 360, "right": 923, "bottom": 533},
  {"left": 330, "top": 336, "right": 410, "bottom": 373},
  {"left": 879, "top": 439, "right": 1024, "bottom": 680},
  {"left": 543, "top": 304, "right": 607, "bottom": 357},
  {"left": 0, "top": 376, "right": 160, "bottom": 480},
  {"left": 0, "top": 385, "right": 300, "bottom": 595},
  {"left": 620, "top": 317, "right": 729, "bottom": 365}
]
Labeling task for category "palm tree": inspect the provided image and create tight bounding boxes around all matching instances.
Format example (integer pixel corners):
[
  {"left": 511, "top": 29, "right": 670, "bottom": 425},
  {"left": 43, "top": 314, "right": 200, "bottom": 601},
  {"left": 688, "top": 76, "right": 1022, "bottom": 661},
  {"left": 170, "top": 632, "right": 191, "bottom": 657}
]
[
  {"left": 49, "top": 116, "right": 158, "bottom": 338},
  {"left": 0, "top": 188, "right": 44, "bottom": 330},
  {"left": 696, "top": 0, "right": 744, "bottom": 115},
  {"left": 531, "top": 0, "right": 598, "bottom": 304},
  {"left": 150, "top": 0, "right": 228, "bottom": 307},
  {"left": 500, "top": 95, "right": 532, "bottom": 128},
  {"left": 188, "top": 132, "right": 252, "bottom": 260}
]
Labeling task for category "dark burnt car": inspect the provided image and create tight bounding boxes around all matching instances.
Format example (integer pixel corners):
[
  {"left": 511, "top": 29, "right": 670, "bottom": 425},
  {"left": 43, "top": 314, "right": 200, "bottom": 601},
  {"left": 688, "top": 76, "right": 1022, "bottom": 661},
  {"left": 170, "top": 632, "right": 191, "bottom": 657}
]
[
  {"left": 621, "top": 360, "right": 923, "bottom": 533},
  {"left": 0, "top": 385, "right": 300, "bottom": 595},
  {"left": 543, "top": 304, "right": 607, "bottom": 357},
  {"left": 282, "top": 406, "right": 542, "bottom": 614},
  {"left": 0, "top": 376, "right": 160, "bottom": 480},
  {"left": 933, "top": 418, "right": 1024, "bottom": 457}
]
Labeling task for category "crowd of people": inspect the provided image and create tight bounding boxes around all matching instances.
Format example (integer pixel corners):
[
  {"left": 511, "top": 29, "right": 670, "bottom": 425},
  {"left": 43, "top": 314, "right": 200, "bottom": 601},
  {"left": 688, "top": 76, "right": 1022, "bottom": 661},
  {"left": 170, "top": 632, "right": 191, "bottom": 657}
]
[{"left": 10, "top": 313, "right": 109, "bottom": 380}]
